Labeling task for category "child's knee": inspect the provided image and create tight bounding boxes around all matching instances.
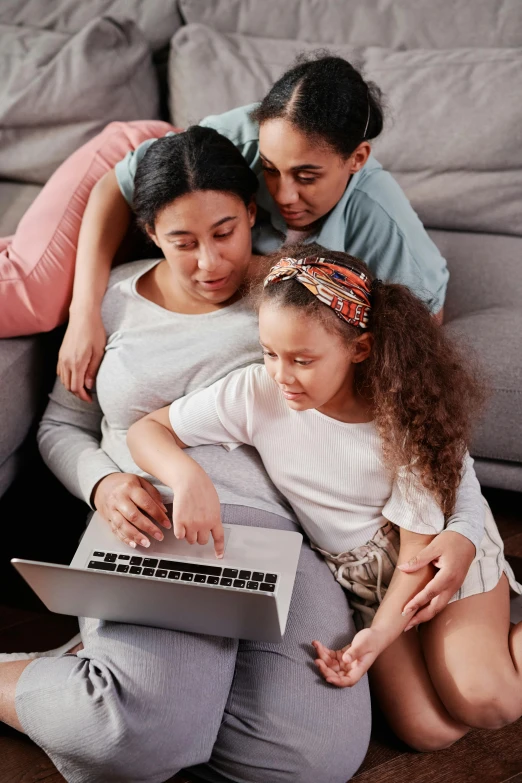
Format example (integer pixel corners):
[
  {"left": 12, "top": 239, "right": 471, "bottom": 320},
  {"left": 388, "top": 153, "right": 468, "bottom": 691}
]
[
  {"left": 449, "top": 680, "right": 522, "bottom": 730},
  {"left": 395, "top": 715, "right": 467, "bottom": 753}
]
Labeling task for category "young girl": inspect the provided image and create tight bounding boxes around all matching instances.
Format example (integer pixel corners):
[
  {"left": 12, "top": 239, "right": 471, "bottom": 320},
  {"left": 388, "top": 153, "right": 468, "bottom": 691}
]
[{"left": 127, "top": 242, "right": 522, "bottom": 751}]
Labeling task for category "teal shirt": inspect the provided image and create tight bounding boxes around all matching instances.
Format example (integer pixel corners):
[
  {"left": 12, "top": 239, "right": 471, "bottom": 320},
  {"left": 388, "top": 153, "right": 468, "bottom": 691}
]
[{"left": 115, "top": 104, "right": 448, "bottom": 311}]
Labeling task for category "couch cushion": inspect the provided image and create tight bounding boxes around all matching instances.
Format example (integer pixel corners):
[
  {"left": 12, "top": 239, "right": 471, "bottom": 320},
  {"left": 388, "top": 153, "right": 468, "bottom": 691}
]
[
  {"left": 446, "top": 310, "right": 522, "bottom": 464},
  {"left": 179, "top": 0, "right": 522, "bottom": 49},
  {"left": 473, "top": 458, "right": 522, "bottom": 493},
  {"left": 428, "top": 230, "right": 522, "bottom": 322},
  {"left": 0, "top": 18, "right": 160, "bottom": 185},
  {"left": 169, "top": 25, "right": 522, "bottom": 236},
  {"left": 0, "top": 0, "right": 181, "bottom": 53},
  {"left": 0, "top": 182, "right": 42, "bottom": 237},
  {"left": 169, "top": 25, "right": 357, "bottom": 125},
  {"left": 0, "top": 336, "right": 43, "bottom": 499},
  {"left": 367, "top": 46, "right": 522, "bottom": 237}
]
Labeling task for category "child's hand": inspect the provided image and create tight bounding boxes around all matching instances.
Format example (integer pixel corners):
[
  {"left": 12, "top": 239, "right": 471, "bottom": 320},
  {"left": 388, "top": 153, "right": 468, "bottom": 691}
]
[
  {"left": 172, "top": 468, "right": 225, "bottom": 558},
  {"left": 313, "top": 629, "right": 384, "bottom": 687},
  {"left": 398, "top": 530, "right": 476, "bottom": 630}
]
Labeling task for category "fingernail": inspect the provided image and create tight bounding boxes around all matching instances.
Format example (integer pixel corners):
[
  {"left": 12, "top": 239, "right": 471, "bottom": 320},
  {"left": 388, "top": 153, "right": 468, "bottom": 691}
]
[
  {"left": 86, "top": 379, "right": 93, "bottom": 389},
  {"left": 217, "top": 553, "right": 224, "bottom": 559},
  {"left": 401, "top": 608, "right": 414, "bottom": 616},
  {"left": 163, "top": 520, "right": 171, "bottom": 528},
  {"left": 141, "top": 539, "right": 150, "bottom": 548},
  {"left": 154, "top": 532, "right": 163, "bottom": 541},
  {"left": 129, "top": 541, "right": 136, "bottom": 549},
  {"left": 162, "top": 504, "right": 168, "bottom": 512}
]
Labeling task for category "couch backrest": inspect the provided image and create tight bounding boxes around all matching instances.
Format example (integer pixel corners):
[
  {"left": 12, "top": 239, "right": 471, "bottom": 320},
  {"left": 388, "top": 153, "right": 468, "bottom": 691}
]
[{"left": 179, "top": 0, "right": 522, "bottom": 48}]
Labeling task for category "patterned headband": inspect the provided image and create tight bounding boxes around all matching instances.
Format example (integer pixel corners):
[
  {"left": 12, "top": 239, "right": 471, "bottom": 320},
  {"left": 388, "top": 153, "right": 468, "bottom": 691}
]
[{"left": 263, "top": 256, "right": 372, "bottom": 329}]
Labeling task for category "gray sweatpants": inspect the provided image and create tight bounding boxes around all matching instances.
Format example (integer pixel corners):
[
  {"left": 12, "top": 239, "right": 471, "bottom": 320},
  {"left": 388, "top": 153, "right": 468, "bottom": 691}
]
[{"left": 16, "top": 505, "right": 371, "bottom": 783}]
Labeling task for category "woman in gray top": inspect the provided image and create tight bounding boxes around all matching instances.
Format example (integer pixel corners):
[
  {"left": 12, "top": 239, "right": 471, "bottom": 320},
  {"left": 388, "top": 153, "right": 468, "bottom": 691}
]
[{"left": 3, "top": 127, "right": 372, "bottom": 783}]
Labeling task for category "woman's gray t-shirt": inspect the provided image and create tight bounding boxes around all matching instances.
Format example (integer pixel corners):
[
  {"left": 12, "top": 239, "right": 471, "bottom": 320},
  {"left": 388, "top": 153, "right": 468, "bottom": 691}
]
[{"left": 38, "top": 259, "right": 292, "bottom": 520}]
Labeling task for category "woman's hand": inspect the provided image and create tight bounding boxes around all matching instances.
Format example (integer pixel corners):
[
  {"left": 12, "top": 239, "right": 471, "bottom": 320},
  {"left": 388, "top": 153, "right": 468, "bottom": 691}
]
[
  {"left": 398, "top": 530, "right": 476, "bottom": 630},
  {"left": 58, "top": 309, "right": 107, "bottom": 402},
  {"left": 313, "top": 628, "right": 385, "bottom": 687},
  {"left": 172, "top": 468, "right": 225, "bottom": 558},
  {"left": 93, "top": 473, "right": 171, "bottom": 548}
]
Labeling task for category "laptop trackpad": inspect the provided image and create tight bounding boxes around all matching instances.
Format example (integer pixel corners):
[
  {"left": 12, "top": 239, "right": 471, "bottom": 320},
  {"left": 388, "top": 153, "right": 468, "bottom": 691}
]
[{"left": 146, "top": 525, "right": 232, "bottom": 559}]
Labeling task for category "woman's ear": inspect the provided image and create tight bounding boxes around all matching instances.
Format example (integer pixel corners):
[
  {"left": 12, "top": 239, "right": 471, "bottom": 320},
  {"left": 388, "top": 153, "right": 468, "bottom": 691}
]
[
  {"left": 352, "top": 331, "right": 374, "bottom": 363},
  {"left": 247, "top": 198, "right": 257, "bottom": 228},
  {"left": 347, "top": 142, "right": 371, "bottom": 174},
  {"left": 145, "top": 223, "right": 161, "bottom": 248}
]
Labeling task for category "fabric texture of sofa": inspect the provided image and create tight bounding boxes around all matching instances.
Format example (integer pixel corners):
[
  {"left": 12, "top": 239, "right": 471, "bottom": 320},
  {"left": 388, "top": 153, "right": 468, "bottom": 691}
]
[{"left": 0, "top": 0, "right": 521, "bottom": 498}]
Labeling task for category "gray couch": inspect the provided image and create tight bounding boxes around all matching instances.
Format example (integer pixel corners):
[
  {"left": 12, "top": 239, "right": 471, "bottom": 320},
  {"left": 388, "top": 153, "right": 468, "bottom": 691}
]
[{"left": 1, "top": 0, "right": 521, "bottom": 500}]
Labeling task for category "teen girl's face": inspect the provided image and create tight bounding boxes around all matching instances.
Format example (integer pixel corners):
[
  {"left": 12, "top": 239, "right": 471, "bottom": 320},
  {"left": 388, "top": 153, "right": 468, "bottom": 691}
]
[
  {"left": 258, "top": 119, "right": 368, "bottom": 229},
  {"left": 259, "top": 301, "right": 372, "bottom": 420},
  {"left": 147, "top": 190, "right": 256, "bottom": 308}
]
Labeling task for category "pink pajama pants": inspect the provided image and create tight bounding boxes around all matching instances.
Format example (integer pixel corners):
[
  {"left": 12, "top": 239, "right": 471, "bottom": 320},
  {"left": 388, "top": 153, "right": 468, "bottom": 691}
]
[{"left": 0, "top": 120, "right": 176, "bottom": 337}]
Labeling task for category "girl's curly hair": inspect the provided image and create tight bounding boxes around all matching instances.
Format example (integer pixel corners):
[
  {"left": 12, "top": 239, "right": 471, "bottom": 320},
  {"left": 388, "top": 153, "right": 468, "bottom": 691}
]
[{"left": 259, "top": 242, "right": 487, "bottom": 516}]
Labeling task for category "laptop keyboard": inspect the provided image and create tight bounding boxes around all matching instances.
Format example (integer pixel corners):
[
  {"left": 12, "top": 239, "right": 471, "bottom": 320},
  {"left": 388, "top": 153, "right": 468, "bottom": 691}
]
[{"left": 87, "top": 551, "right": 278, "bottom": 593}]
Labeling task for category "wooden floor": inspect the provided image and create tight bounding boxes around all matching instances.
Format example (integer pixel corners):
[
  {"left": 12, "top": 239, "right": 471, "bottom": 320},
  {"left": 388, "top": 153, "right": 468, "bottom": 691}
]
[{"left": 0, "top": 467, "right": 521, "bottom": 782}]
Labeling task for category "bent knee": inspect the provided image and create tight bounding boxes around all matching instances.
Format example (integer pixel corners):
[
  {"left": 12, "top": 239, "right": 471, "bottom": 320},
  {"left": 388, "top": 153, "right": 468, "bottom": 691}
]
[
  {"left": 395, "top": 719, "right": 467, "bottom": 753},
  {"left": 450, "top": 690, "right": 522, "bottom": 730}
]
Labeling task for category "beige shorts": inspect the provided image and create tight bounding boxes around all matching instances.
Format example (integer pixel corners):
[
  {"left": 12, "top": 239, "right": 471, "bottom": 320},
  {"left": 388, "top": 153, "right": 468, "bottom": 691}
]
[{"left": 314, "top": 502, "right": 521, "bottom": 630}]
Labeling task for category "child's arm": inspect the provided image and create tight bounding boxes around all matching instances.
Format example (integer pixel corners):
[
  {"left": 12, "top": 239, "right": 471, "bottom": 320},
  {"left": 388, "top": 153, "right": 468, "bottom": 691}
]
[
  {"left": 127, "top": 407, "right": 225, "bottom": 557},
  {"left": 314, "top": 528, "right": 436, "bottom": 688},
  {"left": 399, "top": 453, "right": 483, "bottom": 628}
]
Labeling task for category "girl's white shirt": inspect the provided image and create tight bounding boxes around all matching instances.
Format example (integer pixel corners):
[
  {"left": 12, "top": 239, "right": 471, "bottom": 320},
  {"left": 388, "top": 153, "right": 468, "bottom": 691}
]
[{"left": 169, "top": 363, "right": 446, "bottom": 554}]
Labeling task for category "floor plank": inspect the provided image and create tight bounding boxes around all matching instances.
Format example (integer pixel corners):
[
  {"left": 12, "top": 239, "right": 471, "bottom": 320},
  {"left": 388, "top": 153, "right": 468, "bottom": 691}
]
[{"left": 353, "top": 718, "right": 522, "bottom": 783}]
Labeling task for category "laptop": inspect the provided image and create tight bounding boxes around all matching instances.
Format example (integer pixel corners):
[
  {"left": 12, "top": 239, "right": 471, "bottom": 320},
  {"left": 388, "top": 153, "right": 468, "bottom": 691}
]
[{"left": 12, "top": 511, "right": 302, "bottom": 643}]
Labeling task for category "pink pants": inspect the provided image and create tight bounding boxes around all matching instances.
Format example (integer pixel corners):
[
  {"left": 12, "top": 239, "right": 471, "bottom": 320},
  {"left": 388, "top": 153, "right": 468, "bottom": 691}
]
[{"left": 0, "top": 120, "right": 176, "bottom": 338}]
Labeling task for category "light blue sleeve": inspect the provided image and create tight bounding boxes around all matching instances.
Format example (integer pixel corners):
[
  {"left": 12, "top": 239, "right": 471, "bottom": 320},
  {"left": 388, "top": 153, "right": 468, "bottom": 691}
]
[
  {"left": 114, "top": 138, "right": 165, "bottom": 206},
  {"left": 345, "top": 190, "right": 449, "bottom": 313},
  {"left": 199, "top": 104, "right": 260, "bottom": 168}
]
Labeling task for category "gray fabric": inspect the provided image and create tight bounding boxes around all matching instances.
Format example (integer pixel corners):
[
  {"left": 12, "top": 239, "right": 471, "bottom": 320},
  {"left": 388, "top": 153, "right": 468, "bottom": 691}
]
[
  {"left": 0, "top": 335, "right": 43, "bottom": 498},
  {"left": 38, "top": 259, "right": 292, "bottom": 519},
  {"left": 178, "top": 0, "right": 522, "bottom": 49},
  {"left": 0, "top": 19, "right": 160, "bottom": 185},
  {"left": 0, "top": 182, "right": 42, "bottom": 236},
  {"left": 430, "top": 232, "right": 522, "bottom": 468},
  {"left": 169, "top": 26, "right": 522, "bottom": 236},
  {"left": 369, "top": 46, "right": 522, "bottom": 237},
  {"left": 474, "top": 458, "right": 522, "bottom": 494},
  {"left": 0, "top": 0, "right": 182, "bottom": 53},
  {"left": 428, "top": 230, "right": 522, "bottom": 322},
  {"left": 168, "top": 25, "right": 356, "bottom": 127},
  {"left": 16, "top": 504, "right": 371, "bottom": 783},
  {"left": 446, "top": 310, "right": 522, "bottom": 464}
]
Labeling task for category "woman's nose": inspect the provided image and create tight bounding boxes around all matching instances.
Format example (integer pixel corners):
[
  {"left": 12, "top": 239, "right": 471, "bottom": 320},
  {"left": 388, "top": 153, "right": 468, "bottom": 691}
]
[
  {"left": 197, "top": 245, "right": 220, "bottom": 272},
  {"left": 275, "top": 177, "right": 299, "bottom": 206}
]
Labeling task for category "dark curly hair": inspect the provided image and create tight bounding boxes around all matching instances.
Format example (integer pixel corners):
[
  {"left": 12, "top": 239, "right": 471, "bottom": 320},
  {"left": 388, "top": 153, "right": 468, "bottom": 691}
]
[
  {"left": 251, "top": 52, "right": 384, "bottom": 157},
  {"left": 259, "top": 242, "right": 486, "bottom": 517}
]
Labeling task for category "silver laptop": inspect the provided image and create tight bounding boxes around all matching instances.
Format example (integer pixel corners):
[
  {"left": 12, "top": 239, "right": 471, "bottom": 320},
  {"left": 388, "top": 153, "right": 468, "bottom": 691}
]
[{"left": 12, "top": 511, "right": 302, "bottom": 643}]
